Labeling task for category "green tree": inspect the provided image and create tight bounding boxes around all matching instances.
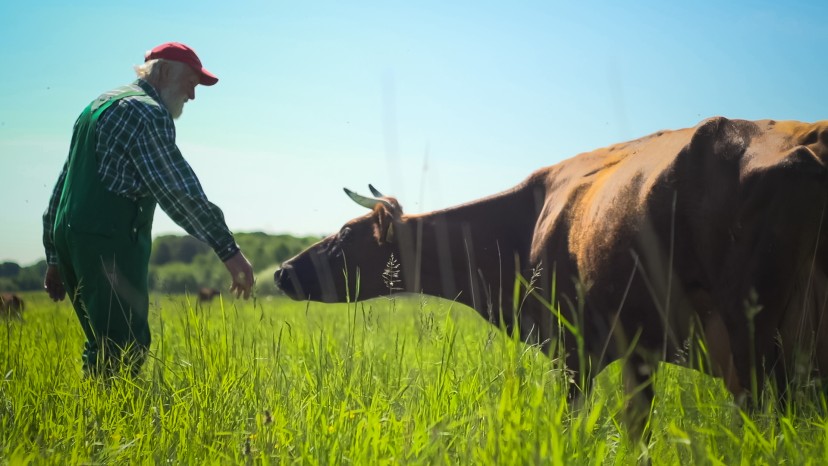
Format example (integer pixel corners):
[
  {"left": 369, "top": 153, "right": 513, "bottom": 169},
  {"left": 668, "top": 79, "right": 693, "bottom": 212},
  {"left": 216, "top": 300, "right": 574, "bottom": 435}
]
[{"left": 0, "top": 262, "right": 21, "bottom": 278}]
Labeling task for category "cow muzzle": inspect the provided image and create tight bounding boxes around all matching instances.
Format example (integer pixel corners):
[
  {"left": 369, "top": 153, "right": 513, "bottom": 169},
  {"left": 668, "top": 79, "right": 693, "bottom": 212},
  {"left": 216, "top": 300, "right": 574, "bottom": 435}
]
[
  {"left": 274, "top": 265, "right": 304, "bottom": 299},
  {"left": 274, "top": 256, "right": 341, "bottom": 303}
]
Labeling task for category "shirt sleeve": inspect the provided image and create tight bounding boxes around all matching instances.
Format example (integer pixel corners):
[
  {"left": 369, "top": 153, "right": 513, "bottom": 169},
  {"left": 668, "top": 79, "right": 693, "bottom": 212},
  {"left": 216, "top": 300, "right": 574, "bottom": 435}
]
[
  {"left": 130, "top": 112, "right": 240, "bottom": 261},
  {"left": 42, "top": 160, "right": 69, "bottom": 265}
]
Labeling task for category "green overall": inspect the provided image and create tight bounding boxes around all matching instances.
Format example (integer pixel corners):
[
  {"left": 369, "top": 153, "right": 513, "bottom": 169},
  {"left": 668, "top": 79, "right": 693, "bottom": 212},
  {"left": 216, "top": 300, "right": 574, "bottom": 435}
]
[{"left": 53, "top": 90, "right": 157, "bottom": 376}]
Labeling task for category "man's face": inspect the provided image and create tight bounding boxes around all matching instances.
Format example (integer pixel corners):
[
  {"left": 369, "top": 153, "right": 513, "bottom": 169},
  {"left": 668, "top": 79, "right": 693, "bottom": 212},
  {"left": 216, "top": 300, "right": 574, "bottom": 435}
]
[{"left": 158, "top": 63, "right": 199, "bottom": 120}]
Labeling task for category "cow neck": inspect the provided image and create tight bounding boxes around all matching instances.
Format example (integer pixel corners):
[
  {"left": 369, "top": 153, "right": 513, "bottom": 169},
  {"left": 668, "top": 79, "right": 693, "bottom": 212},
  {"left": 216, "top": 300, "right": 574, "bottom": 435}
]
[{"left": 393, "top": 184, "right": 541, "bottom": 314}]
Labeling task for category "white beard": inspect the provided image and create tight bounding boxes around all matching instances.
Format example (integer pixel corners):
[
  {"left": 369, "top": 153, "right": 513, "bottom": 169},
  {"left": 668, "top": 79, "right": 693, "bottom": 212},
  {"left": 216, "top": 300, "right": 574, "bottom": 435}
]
[{"left": 159, "top": 87, "right": 186, "bottom": 120}]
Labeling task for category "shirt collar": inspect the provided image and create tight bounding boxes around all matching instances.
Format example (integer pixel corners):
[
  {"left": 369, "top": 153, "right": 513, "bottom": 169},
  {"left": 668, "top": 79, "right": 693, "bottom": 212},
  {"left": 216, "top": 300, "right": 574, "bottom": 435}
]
[
  {"left": 134, "top": 79, "right": 173, "bottom": 118},
  {"left": 135, "top": 79, "right": 165, "bottom": 105}
]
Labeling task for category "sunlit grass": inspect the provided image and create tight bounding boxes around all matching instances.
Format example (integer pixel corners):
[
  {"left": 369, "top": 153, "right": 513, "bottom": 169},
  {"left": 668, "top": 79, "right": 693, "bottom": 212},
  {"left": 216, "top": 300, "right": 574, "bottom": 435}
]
[{"left": 2, "top": 291, "right": 828, "bottom": 464}]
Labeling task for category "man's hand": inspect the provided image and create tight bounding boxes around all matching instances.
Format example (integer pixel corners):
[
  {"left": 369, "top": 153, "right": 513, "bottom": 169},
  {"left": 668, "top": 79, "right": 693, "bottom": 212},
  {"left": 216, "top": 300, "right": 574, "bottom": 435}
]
[
  {"left": 223, "top": 251, "right": 254, "bottom": 299},
  {"left": 44, "top": 265, "right": 66, "bottom": 302}
]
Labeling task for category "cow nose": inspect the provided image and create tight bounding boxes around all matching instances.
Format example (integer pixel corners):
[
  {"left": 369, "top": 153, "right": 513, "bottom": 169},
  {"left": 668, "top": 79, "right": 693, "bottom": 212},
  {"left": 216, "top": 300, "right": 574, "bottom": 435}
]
[
  {"left": 274, "top": 264, "right": 291, "bottom": 290},
  {"left": 274, "top": 264, "right": 305, "bottom": 299}
]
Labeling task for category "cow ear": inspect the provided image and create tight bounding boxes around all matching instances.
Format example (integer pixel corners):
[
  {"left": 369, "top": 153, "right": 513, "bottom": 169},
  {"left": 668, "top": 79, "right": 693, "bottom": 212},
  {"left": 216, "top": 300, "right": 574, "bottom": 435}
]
[
  {"left": 373, "top": 203, "right": 397, "bottom": 245},
  {"left": 385, "top": 223, "right": 395, "bottom": 243}
]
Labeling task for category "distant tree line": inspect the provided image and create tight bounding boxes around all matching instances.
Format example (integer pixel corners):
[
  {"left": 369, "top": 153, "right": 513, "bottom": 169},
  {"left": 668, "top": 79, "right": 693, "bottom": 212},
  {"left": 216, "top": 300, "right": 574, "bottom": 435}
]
[
  {"left": 0, "top": 261, "right": 47, "bottom": 293},
  {"left": 148, "top": 232, "right": 320, "bottom": 294},
  {"left": 0, "top": 232, "right": 320, "bottom": 295}
]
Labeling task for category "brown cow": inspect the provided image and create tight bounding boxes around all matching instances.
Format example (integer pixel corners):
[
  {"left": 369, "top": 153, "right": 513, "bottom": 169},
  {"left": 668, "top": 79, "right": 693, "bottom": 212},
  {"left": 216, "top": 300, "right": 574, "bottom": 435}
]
[
  {"left": 196, "top": 287, "right": 221, "bottom": 303},
  {"left": 274, "top": 117, "right": 828, "bottom": 438},
  {"left": 1, "top": 293, "right": 25, "bottom": 317}
]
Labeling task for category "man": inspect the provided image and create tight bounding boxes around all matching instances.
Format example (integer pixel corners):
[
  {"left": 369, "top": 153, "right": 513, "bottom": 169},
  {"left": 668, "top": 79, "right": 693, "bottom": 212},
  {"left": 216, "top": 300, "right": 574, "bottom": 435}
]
[{"left": 42, "top": 42, "right": 255, "bottom": 377}]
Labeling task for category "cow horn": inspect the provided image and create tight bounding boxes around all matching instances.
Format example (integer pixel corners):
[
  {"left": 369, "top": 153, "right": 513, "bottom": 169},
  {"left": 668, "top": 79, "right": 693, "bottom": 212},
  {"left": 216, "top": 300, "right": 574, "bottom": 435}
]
[
  {"left": 344, "top": 188, "right": 393, "bottom": 210},
  {"left": 368, "top": 184, "right": 384, "bottom": 197}
]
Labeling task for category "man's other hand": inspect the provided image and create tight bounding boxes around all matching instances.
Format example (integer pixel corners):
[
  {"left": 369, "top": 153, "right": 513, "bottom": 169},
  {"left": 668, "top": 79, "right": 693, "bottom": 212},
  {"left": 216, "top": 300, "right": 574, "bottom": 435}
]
[{"left": 44, "top": 265, "right": 66, "bottom": 302}]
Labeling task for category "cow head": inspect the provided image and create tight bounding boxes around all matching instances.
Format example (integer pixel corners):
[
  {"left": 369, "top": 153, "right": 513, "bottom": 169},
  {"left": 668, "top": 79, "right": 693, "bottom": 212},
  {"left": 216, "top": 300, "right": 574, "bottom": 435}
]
[
  {"left": 275, "top": 185, "right": 405, "bottom": 302},
  {"left": 0, "top": 293, "right": 24, "bottom": 316},
  {"left": 197, "top": 287, "right": 221, "bottom": 302}
]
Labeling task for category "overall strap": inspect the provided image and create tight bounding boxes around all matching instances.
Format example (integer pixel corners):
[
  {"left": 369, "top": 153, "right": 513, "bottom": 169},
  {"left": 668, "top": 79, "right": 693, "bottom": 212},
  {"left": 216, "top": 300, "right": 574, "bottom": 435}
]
[{"left": 91, "top": 90, "right": 146, "bottom": 120}]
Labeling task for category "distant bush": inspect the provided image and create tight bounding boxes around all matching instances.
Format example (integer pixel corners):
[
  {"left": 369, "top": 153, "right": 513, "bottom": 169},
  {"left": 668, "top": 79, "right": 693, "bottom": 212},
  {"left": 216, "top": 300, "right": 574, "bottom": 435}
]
[
  {"left": 150, "top": 236, "right": 211, "bottom": 265},
  {"left": 0, "top": 262, "right": 22, "bottom": 278}
]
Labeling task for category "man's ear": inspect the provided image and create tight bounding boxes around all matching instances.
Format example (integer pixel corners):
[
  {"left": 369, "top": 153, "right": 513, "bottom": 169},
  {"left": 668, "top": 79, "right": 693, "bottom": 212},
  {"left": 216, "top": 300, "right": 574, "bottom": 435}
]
[
  {"left": 157, "top": 60, "right": 181, "bottom": 84},
  {"left": 150, "top": 61, "right": 170, "bottom": 88}
]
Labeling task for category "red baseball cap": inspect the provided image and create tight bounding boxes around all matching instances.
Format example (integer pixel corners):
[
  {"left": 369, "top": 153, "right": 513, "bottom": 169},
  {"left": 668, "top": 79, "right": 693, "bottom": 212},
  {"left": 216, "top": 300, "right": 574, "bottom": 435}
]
[{"left": 144, "top": 42, "right": 218, "bottom": 86}]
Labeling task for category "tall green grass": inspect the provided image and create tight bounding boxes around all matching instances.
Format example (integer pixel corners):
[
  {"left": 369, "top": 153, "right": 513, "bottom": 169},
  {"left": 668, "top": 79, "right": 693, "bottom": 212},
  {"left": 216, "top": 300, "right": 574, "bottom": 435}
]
[{"left": 2, "top": 291, "right": 828, "bottom": 464}]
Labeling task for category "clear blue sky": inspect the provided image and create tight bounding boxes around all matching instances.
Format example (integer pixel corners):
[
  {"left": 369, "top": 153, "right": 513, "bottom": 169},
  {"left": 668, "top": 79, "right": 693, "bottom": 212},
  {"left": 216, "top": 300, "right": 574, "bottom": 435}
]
[{"left": 1, "top": 1, "right": 826, "bottom": 265}]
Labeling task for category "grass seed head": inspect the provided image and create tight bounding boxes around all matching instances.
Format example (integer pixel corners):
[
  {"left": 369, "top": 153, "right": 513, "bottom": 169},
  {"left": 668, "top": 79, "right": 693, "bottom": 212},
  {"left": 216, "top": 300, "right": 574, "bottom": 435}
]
[{"left": 382, "top": 253, "right": 401, "bottom": 293}]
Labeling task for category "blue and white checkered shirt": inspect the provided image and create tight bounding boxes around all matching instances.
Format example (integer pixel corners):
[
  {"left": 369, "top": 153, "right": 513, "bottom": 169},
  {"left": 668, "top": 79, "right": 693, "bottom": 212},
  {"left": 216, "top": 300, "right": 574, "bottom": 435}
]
[{"left": 43, "top": 79, "right": 239, "bottom": 265}]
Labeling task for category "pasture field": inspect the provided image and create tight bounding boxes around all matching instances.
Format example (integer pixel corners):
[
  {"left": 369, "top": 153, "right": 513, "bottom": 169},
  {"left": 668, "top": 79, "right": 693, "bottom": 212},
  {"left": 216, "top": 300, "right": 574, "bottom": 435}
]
[{"left": 2, "top": 291, "right": 828, "bottom": 465}]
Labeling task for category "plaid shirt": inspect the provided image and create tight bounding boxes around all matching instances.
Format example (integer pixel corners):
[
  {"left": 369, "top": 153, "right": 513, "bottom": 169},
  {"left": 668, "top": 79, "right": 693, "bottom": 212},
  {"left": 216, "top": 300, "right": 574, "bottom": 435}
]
[{"left": 43, "top": 80, "right": 239, "bottom": 265}]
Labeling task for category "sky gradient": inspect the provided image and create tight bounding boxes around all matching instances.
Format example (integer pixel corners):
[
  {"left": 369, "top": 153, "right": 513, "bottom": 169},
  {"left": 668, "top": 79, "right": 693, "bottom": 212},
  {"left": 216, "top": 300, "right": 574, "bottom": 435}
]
[{"left": 2, "top": 1, "right": 826, "bottom": 265}]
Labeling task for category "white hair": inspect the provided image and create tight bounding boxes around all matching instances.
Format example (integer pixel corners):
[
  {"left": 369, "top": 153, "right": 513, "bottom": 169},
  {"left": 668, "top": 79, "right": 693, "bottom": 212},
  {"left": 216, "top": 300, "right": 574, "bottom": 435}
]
[
  {"left": 134, "top": 58, "right": 161, "bottom": 82},
  {"left": 134, "top": 59, "right": 190, "bottom": 85}
]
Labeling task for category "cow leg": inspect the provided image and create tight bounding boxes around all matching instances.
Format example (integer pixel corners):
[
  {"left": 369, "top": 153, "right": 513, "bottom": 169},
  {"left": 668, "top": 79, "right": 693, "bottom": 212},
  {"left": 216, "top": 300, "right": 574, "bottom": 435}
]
[
  {"left": 593, "top": 319, "right": 656, "bottom": 443},
  {"left": 703, "top": 312, "right": 746, "bottom": 399},
  {"left": 621, "top": 352, "right": 655, "bottom": 444}
]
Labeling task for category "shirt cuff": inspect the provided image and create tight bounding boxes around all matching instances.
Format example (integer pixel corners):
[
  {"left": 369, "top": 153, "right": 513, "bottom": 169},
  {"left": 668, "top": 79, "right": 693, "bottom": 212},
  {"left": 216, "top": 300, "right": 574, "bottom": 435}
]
[
  {"left": 215, "top": 241, "right": 240, "bottom": 262},
  {"left": 45, "top": 250, "right": 60, "bottom": 266}
]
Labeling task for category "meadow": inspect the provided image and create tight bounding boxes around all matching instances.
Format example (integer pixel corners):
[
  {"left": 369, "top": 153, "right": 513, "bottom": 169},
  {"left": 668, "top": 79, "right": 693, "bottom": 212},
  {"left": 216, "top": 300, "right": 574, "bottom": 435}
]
[{"left": 2, "top": 291, "right": 828, "bottom": 465}]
